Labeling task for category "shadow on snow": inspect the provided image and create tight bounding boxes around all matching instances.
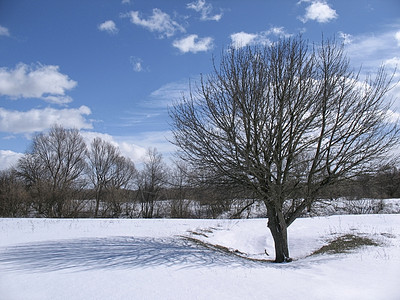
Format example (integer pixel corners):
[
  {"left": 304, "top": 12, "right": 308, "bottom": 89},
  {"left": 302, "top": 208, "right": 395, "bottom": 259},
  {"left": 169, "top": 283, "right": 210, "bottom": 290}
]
[{"left": 0, "top": 237, "right": 265, "bottom": 272}]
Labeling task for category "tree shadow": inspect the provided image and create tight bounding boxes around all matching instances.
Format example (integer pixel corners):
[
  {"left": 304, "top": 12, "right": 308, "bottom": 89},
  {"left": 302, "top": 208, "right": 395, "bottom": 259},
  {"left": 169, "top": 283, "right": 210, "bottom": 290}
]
[{"left": 0, "top": 237, "right": 265, "bottom": 272}]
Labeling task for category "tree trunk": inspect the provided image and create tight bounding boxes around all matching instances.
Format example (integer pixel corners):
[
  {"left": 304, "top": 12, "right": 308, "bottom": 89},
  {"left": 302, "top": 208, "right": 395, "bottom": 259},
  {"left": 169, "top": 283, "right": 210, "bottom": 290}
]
[
  {"left": 94, "top": 188, "right": 101, "bottom": 218},
  {"left": 266, "top": 204, "right": 291, "bottom": 263}
]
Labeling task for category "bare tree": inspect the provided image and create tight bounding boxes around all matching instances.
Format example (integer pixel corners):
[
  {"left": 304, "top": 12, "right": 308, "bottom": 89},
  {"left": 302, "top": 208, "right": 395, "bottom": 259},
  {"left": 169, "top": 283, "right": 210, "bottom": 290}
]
[
  {"left": 17, "top": 125, "right": 87, "bottom": 217},
  {"left": 137, "top": 148, "right": 167, "bottom": 218},
  {"left": 170, "top": 36, "right": 399, "bottom": 262},
  {"left": 105, "top": 155, "right": 136, "bottom": 217},
  {"left": 0, "top": 168, "right": 30, "bottom": 217},
  {"left": 87, "top": 138, "right": 119, "bottom": 217},
  {"left": 374, "top": 163, "right": 400, "bottom": 198},
  {"left": 166, "top": 160, "right": 193, "bottom": 218},
  {"left": 87, "top": 137, "right": 136, "bottom": 217}
]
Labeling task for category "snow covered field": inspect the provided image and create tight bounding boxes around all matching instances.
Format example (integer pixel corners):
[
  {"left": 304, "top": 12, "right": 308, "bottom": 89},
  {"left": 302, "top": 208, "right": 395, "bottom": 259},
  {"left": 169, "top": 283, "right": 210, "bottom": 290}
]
[{"left": 1, "top": 215, "right": 399, "bottom": 299}]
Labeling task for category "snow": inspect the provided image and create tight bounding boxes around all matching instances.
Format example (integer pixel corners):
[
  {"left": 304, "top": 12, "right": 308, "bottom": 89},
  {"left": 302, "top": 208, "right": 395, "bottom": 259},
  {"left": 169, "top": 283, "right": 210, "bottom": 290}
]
[{"left": 1, "top": 215, "right": 399, "bottom": 299}]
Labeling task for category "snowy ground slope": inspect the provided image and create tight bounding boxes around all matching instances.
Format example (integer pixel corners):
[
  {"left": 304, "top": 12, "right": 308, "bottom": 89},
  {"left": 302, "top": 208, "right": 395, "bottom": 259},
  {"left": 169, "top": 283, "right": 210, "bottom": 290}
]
[{"left": 0, "top": 215, "right": 399, "bottom": 300}]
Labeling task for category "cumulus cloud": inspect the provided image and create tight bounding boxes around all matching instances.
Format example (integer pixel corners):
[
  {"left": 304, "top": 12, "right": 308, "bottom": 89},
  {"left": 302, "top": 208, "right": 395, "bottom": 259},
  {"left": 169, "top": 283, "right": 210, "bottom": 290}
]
[
  {"left": 118, "top": 141, "right": 147, "bottom": 163},
  {"left": 0, "top": 63, "right": 77, "bottom": 104},
  {"left": 299, "top": 1, "right": 338, "bottom": 23},
  {"left": 187, "top": 0, "right": 223, "bottom": 21},
  {"left": 230, "top": 27, "right": 292, "bottom": 48},
  {"left": 0, "top": 150, "right": 23, "bottom": 170},
  {"left": 81, "top": 131, "right": 147, "bottom": 163},
  {"left": 98, "top": 20, "right": 119, "bottom": 34},
  {"left": 128, "top": 8, "right": 185, "bottom": 38},
  {"left": 0, "top": 106, "right": 92, "bottom": 134},
  {"left": 173, "top": 34, "right": 213, "bottom": 53},
  {"left": 230, "top": 32, "right": 258, "bottom": 48},
  {"left": 0, "top": 25, "right": 10, "bottom": 37},
  {"left": 116, "top": 131, "right": 176, "bottom": 163}
]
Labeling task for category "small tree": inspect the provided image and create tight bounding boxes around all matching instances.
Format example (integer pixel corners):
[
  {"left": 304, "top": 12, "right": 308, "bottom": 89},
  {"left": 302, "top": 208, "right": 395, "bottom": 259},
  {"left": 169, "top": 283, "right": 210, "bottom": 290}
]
[
  {"left": 374, "top": 164, "right": 400, "bottom": 198},
  {"left": 166, "top": 160, "right": 193, "bottom": 218},
  {"left": 170, "top": 36, "right": 399, "bottom": 262},
  {"left": 0, "top": 168, "right": 30, "bottom": 217},
  {"left": 137, "top": 148, "right": 167, "bottom": 218}
]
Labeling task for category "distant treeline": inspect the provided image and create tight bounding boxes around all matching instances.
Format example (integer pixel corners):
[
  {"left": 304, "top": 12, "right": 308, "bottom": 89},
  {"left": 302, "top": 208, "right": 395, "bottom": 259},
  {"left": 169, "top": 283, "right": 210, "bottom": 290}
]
[{"left": 1, "top": 125, "right": 400, "bottom": 218}]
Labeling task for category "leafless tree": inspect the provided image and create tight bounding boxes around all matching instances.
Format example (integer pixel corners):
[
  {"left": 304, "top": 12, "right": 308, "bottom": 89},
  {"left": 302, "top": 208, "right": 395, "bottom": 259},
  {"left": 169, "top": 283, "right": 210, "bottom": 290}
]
[
  {"left": 137, "top": 148, "right": 167, "bottom": 218},
  {"left": 0, "top": 168, "right": 30, "bottom": 217},
  {"left": 166, "top": 160, "right": 193, "bottom": 218},
  {"left": 17, "top": 125, "right": 87, "bottom": 217},
  {"left": 374, "top": 163, "right": 400, "bottom": 198},
  {"left": 170, "top": 36, "right": 400, "bottom": 262},
  {"left": 105, "top": 155, "right": 136, "bottom": 217},
  {"left": 87, "top": 138, "right": 119, "bottom": 217},
  {"left": 87, "top": 137, "right": 136, "bottom": 217}
]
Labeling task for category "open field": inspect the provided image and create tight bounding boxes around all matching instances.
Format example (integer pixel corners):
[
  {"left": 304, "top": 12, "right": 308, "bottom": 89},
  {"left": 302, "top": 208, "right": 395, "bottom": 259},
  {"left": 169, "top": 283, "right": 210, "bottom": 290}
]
[{"left": 1, "top": 214, "right": 399, "bottom": 299}]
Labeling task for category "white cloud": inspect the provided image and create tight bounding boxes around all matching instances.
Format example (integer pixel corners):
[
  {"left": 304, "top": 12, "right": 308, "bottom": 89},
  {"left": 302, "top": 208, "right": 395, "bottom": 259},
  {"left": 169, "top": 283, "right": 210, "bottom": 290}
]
[
  {"left": 81, "top": 131, "right": 147, "bottom": 164},
  {"left": 187, "top": 0, "right": 223, "bottom": 21},
  {"left": 395, "top": 31, "right": 400, "bottom": 46},
  {"left": 129, "top": 56, "right": 147, "bottom": 72},
  {"left": 121, "top": 0, "right": 130, "bottom": 4},
  {"left": 300, "top": 1, "right": 338, "bottom": 23},
  {"left": 128, "top": 8, "right": 185, "bottom": 38},
  {"left": 119, "top": 141, "right": 147, "bottom": 163},
  {"left": 230, "top": 27, "right": 291, "bottom": 48},
  {"left": 343, "top": 28, "right": 400, "bottom": 110},
  {"left": 0, "top": 150, "right": 23, "bottom": 170},
  {"left": 267, "top": 27, "right": 292, "bottom": 37},
  {"left": 0, "top": 130, "right": 171, "bottom": 170},
  {"left": 148, "top": 79, "right": 192, "bottom": 107},
  {"left": 383, "top": 57, "right": 400, "bottom": 103},
  {"left": 0, "top": 63, "right": 77, "bottom": 104},
  {"left": 230, "top": 32, "right": 258, "bottom": 48},
  {"left": 0, "top": 106, "right": 92, "bottom": 134},
  {"left": 384, "top": 57, "right": 400, "bottom": 68},
  {"left": 345, "top": 30, "right": 400, "bottom": 67},
  {"left": 386, "top": 109, "right": 400, "bottom": 124},
  {"left": 98, "top": 20, "right": 118, "bottom": 35},
  {"left": 0, "top": 25, "right": 10, "bottom": 37},
  {"left": 338, "top": 31, "right": 353, "bottom": 45},
  {"left": 173, "top": 34, "right": 213, "bottom": 53},
  {"left": 116, "top": 131, "right": 176, "bottom": 163}
]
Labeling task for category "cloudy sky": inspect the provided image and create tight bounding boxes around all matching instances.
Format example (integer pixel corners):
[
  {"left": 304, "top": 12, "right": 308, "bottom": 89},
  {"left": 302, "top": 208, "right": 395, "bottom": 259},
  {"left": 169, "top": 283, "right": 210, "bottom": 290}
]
[{"left": 0, "top": 0, "right": 399, "bottom": 169}]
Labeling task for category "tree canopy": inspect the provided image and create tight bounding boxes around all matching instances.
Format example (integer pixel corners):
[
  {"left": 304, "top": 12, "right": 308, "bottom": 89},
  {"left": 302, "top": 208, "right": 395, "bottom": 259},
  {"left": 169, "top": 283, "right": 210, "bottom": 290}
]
[{"left": 170, "top": 36, "right": 400, "bottom": 262}]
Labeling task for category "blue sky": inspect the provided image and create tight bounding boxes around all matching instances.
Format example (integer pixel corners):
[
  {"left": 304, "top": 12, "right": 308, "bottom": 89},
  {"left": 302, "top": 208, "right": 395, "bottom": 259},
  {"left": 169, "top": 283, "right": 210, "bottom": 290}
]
[{"left": 0, "top": 0, "right": 399, "bottom": 169}]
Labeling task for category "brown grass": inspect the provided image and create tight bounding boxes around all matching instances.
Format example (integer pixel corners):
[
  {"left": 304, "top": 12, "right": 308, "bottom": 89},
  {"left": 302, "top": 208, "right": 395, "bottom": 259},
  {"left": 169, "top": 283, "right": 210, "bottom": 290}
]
[
  {"left": 310, "top": 234, "right": 379, "bottom": 256},
  {"left": 182, "top": 236, "right": 272, "bottom": 262}
]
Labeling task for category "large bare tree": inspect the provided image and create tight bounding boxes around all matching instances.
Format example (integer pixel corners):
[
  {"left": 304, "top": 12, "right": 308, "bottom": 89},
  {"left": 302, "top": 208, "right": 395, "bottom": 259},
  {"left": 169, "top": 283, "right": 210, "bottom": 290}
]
[
  {"left": 170, "top": 36, "right": 399, "bottom": 262},
  {"left": 17, "top": 125, "right": 87, "bottom": 217}
]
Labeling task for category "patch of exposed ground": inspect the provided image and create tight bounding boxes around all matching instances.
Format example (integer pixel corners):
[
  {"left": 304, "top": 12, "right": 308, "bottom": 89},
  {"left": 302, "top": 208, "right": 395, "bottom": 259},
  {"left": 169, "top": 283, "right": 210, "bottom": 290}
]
[{"left": 310, "top": 234, "right": 380, "bottom": 256}]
